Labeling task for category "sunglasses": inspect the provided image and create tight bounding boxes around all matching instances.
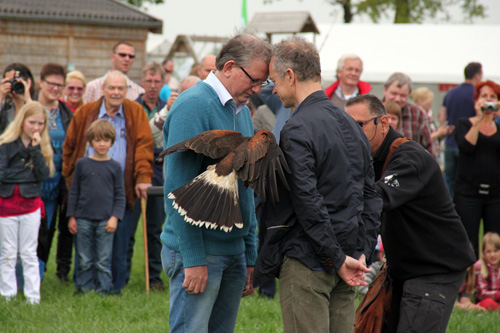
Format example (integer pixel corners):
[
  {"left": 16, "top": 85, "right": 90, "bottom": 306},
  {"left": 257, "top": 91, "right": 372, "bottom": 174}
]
[
  {"left": 116, "top": 53, "right": 136, "bottom": 59},
  {"left": 66, "top": 86, "right": 84, "bottom": 92},
  {"left": 357, "top": 116, "right": 380, "bottom": 128}
]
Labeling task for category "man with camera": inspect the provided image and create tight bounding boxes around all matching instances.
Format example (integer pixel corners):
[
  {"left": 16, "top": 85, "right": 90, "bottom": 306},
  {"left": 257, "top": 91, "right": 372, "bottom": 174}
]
[{"left": 0, "top": 64, "right": 34, "bottom": 134}]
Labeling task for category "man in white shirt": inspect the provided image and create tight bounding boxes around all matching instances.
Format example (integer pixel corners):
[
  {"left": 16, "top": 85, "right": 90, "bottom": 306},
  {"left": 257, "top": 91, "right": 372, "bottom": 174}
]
[{"left": 84, "top": 40, "right": 144, "bottom": 102}]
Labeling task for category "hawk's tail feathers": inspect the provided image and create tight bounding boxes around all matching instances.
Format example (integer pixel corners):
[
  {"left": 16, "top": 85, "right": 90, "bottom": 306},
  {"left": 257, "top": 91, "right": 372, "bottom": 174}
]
[{"left": 168, "top": 165, "right": 243, "bottom": 232}]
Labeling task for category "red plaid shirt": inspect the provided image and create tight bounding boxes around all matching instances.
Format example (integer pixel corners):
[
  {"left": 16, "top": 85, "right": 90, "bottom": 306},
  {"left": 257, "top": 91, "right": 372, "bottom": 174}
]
[
  {"left": 400, "top": 103, "right": 436, "bottom": 158},
  {"left": 474, "top": 260, "right": 500, "bottom": 302}
]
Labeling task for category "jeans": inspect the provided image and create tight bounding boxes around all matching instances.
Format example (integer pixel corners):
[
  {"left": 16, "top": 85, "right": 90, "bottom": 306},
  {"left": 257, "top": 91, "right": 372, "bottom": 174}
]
[
  {"left": 279, "top": 256, "right": 355, "bottom": 333},
  {"left": 161, "top": 246, "right": 247, "bottom": 333},
  {"left": 0, "top": 209, "right": 41, "bottom": 303},
  {"left": 75, "top": 219, "right": 114, "bottom": 294},
  {"left": 111, "top": 207, "right": 135, "bottom": 293},
  {"left": 38, "top": 198, "right": 58, "bottom": 279},
  {"left": 443, "top": 145, "right": 459, "bottom": 198}
]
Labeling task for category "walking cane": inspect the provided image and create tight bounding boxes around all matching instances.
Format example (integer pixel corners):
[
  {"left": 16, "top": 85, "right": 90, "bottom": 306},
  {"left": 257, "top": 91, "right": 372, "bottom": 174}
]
[{"left": 141, "top": 197, "right": 150, "bottom": 294}]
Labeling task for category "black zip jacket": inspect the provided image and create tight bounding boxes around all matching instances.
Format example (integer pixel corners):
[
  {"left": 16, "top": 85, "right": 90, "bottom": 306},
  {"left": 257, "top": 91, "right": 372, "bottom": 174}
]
[
  {"left": 254, "top": 91, "right": 382, "bottom": 284},
  {"left": 374, "top": 127, "right": 475, "bottom": 281}
]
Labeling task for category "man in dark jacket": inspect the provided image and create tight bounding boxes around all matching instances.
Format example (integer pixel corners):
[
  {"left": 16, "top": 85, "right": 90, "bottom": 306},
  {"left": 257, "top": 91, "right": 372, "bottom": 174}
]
[
  {"left": 259, "top": 36, "right": 382, "bottom": 333},
  {"left": 345, "top": 94, "right": 476, "bottom": 333}
]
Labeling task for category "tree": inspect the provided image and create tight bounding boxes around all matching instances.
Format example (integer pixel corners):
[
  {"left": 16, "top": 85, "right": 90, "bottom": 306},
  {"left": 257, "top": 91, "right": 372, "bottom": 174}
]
[
  {"left": 265, "top": 0, "right": 486, "bottom": 24},
  {"left": 356, "top": 0, "right": 486, "bottom": 23}
]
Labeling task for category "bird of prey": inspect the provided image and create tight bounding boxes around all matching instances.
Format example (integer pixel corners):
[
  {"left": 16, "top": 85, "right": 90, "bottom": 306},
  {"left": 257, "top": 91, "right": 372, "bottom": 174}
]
[{"left": 158, "top": 129, "right": 290, "bottom": 232}]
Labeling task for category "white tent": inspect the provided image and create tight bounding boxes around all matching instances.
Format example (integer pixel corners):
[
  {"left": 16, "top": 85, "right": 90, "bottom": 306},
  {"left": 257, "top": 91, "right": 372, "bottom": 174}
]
[{"left": 317, "top": 24, "right": 500, "bottom": 85}]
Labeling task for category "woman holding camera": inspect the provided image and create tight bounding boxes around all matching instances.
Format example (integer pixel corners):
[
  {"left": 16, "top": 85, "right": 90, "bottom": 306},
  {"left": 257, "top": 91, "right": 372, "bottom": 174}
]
[
  {"left": 454, "top": 80, "right": 500, "bottom": 257},
  {"left": 0, "top": 63, "right": 34, "bottom": 134}
]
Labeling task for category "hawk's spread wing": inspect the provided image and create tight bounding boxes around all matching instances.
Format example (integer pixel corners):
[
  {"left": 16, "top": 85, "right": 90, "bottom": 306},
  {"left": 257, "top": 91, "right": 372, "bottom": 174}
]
[
  {"left": 234, "top": 130, "right": 290, "bottom": 203},
  {"left": 158, "top": 130, "right": 245, "bottom": 160}
]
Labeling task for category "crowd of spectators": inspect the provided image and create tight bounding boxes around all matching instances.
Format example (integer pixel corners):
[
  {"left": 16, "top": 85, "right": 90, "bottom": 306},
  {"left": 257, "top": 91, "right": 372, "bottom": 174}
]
[{"left": 0, "top": 36, "right": 499, "bottom": 332}]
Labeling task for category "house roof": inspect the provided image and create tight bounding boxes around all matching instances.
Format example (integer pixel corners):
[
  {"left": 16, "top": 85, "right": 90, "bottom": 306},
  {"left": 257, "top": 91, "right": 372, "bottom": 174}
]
[
  {"left": 0, "top": 0, "right": 162, "bottom": 33},
  {"left": 247, "top": 11, "right": 319, "bottom": 34}
]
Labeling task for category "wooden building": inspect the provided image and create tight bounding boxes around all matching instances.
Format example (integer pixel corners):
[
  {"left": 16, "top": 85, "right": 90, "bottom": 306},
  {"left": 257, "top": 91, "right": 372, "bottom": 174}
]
[
  {"left": 247, "top": 11, "right": 319, "bottom": 44},
  {"left": 0, "top": 0, "right": 162, "bottom": 83}
]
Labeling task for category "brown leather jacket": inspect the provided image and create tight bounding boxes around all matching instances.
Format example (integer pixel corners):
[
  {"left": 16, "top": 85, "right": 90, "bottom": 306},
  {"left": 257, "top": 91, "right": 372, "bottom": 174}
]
[{"left": 62, "top": 97, "right": 153, "bottom": 210}]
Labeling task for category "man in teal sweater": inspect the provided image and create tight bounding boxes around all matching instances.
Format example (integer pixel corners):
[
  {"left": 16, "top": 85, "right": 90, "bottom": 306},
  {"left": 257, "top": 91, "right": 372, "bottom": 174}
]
[{"left": 161, "top": 34, "right": 271, "bottom": 332}]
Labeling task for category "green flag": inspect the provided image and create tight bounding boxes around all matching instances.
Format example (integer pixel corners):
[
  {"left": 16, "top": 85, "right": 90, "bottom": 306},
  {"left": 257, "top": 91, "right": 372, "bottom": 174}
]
[{"left": 241, "top": 0, "right": 248, "bottom": 27}]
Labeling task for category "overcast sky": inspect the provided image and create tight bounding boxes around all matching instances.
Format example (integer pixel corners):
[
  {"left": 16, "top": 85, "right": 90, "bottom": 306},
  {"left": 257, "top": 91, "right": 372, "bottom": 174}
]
[{"left": 144, "top": 0, "right": 500, "bottom": 50}]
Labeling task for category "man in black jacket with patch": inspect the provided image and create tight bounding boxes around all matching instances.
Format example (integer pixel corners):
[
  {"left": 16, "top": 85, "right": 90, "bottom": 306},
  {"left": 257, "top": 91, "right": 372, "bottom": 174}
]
[
  {"left": 257, "top": 36, "right": 382, "bottom": 333},
  {"left": 345, "top": 94, "right": 475, "bottom": 333}
]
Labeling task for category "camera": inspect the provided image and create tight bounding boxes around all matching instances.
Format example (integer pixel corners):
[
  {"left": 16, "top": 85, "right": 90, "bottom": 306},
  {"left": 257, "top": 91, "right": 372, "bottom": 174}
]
[
  {"left": 483, "top": 102, "right": 498, "bottom": 112},
  {"left": 8, "top": 77, "right": 25, "bottom": 94}
]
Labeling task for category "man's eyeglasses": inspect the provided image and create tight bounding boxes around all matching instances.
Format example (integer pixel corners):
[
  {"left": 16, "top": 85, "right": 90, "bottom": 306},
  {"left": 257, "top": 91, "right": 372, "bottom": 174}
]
[
  {"left": 238, "top": 65, "right": 270, "bottom": 87},
  {"left": 116, "top": 53, "right": 136, "bottom": 59},
  {"left": 357, "top": 116, "right": 380, "bottom": 128},
  {"left": 66, "top": 86, "right": 84, "bottom": 92},
  {"left": 43, "top": 80, "right": 65, "bottom": 90}
]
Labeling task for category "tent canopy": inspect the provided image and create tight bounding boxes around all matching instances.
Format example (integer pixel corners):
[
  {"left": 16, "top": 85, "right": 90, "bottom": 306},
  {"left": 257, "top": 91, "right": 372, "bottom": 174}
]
[{"left": 317, "top": 24, "right": 500, "bottom": 84}]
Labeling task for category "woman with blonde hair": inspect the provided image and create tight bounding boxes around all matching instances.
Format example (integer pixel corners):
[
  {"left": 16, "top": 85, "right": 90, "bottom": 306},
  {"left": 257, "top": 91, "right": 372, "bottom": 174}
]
[
  {"left": 60, "top": 70, "right": 86, "bottom": 113},
  {"left": 0, "top": 101, "right": 54, "bottom": 304},
  {"left": 412, "top": 87, "right": 450, "bottom": 146},
  {"left": 473, "top": 232, "right": 500, "bottom": 310}
]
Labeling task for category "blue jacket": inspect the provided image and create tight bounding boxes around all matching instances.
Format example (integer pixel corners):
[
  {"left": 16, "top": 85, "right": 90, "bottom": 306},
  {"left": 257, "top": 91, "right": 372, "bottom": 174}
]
[
  {"left": 0, "top": 138, "right": 50, "bottom": 198},
  {"left": 255, "top": 91, "right": 381, "bottom": 284}
]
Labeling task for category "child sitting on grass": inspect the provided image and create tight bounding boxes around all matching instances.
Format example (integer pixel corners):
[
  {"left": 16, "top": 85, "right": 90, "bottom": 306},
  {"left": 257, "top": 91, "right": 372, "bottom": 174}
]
[
  {"left": 67, "top": 119, "right": 126, "bottom": 295},
  {"left": 473, "top": 232, "right": 500, "bottom": 311}
]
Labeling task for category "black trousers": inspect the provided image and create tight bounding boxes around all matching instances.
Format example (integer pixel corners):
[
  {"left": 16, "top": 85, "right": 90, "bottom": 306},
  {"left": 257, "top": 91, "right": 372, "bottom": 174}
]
[
  {"left": 389, "top": 270, "right": 466, "bottom": 333},
  {"left": 454, "top": 193, "right": 500, "bottom": 257},
  {"left": 126, "top": 196, "right": 165, "bottom": 284}
]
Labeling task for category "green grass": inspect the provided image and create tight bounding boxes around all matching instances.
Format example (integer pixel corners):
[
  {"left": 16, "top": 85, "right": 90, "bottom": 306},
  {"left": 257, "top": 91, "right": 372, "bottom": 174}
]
[{"left": 1, "top": 222, "right": 499, "bottom": 332}]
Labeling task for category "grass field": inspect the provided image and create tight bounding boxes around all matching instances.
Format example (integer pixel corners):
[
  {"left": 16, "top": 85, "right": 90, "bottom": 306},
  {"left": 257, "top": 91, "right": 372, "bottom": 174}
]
[{"left": 1, "top": 222, "right": 499, "bottom": 332}]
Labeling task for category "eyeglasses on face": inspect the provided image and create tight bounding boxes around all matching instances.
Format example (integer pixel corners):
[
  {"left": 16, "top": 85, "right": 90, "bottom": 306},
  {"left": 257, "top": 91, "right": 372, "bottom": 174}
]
[
  {"left": 357, "top": 116, "right": 380, "bottom": 128},
  {"left": 66, "top": 86, "right": 84, "bottom": 92},
  {"left": 116, "top": 53, "right": 136, "bottom": 59},
  {"left": 43, "top": 80, "right": 65, "bottom": 90},
  {"left": 237, "top": 65, "right": 270, "bottom": 87}
]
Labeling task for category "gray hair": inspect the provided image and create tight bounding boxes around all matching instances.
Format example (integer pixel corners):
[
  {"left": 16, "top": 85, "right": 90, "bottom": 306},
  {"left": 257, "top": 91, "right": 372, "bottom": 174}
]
[
  {"left": 103, "top": 70, "right": 127, "bottom": 87},
  {"left": 346, "top": 94, "right": 387, "bottom": 117},
  {"left": 142, "top": 61, "right": 166, "bottom": 81},
  {"left": 336, "top": 53, "right": 363, "bottom": 72},
  {"left": 215, "top": 34, "right": 271, "bottom": 70},
  {"left": 272, "top": 36, "right": 321, "bottom": 82},
  {"left": 384, "top": 72, "right": 413, "bottom": 92}
]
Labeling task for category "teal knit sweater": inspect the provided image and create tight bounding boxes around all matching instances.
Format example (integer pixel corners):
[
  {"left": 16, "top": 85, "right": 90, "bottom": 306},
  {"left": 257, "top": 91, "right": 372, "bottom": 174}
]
[{"left": 160, "top": 81, "right": 258, "bottom": 268}]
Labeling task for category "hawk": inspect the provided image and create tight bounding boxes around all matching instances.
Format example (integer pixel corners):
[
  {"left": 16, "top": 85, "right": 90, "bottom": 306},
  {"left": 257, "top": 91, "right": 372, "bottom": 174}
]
[{"left": 158, "top": 129, "right": 290, "bottom": 232}]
